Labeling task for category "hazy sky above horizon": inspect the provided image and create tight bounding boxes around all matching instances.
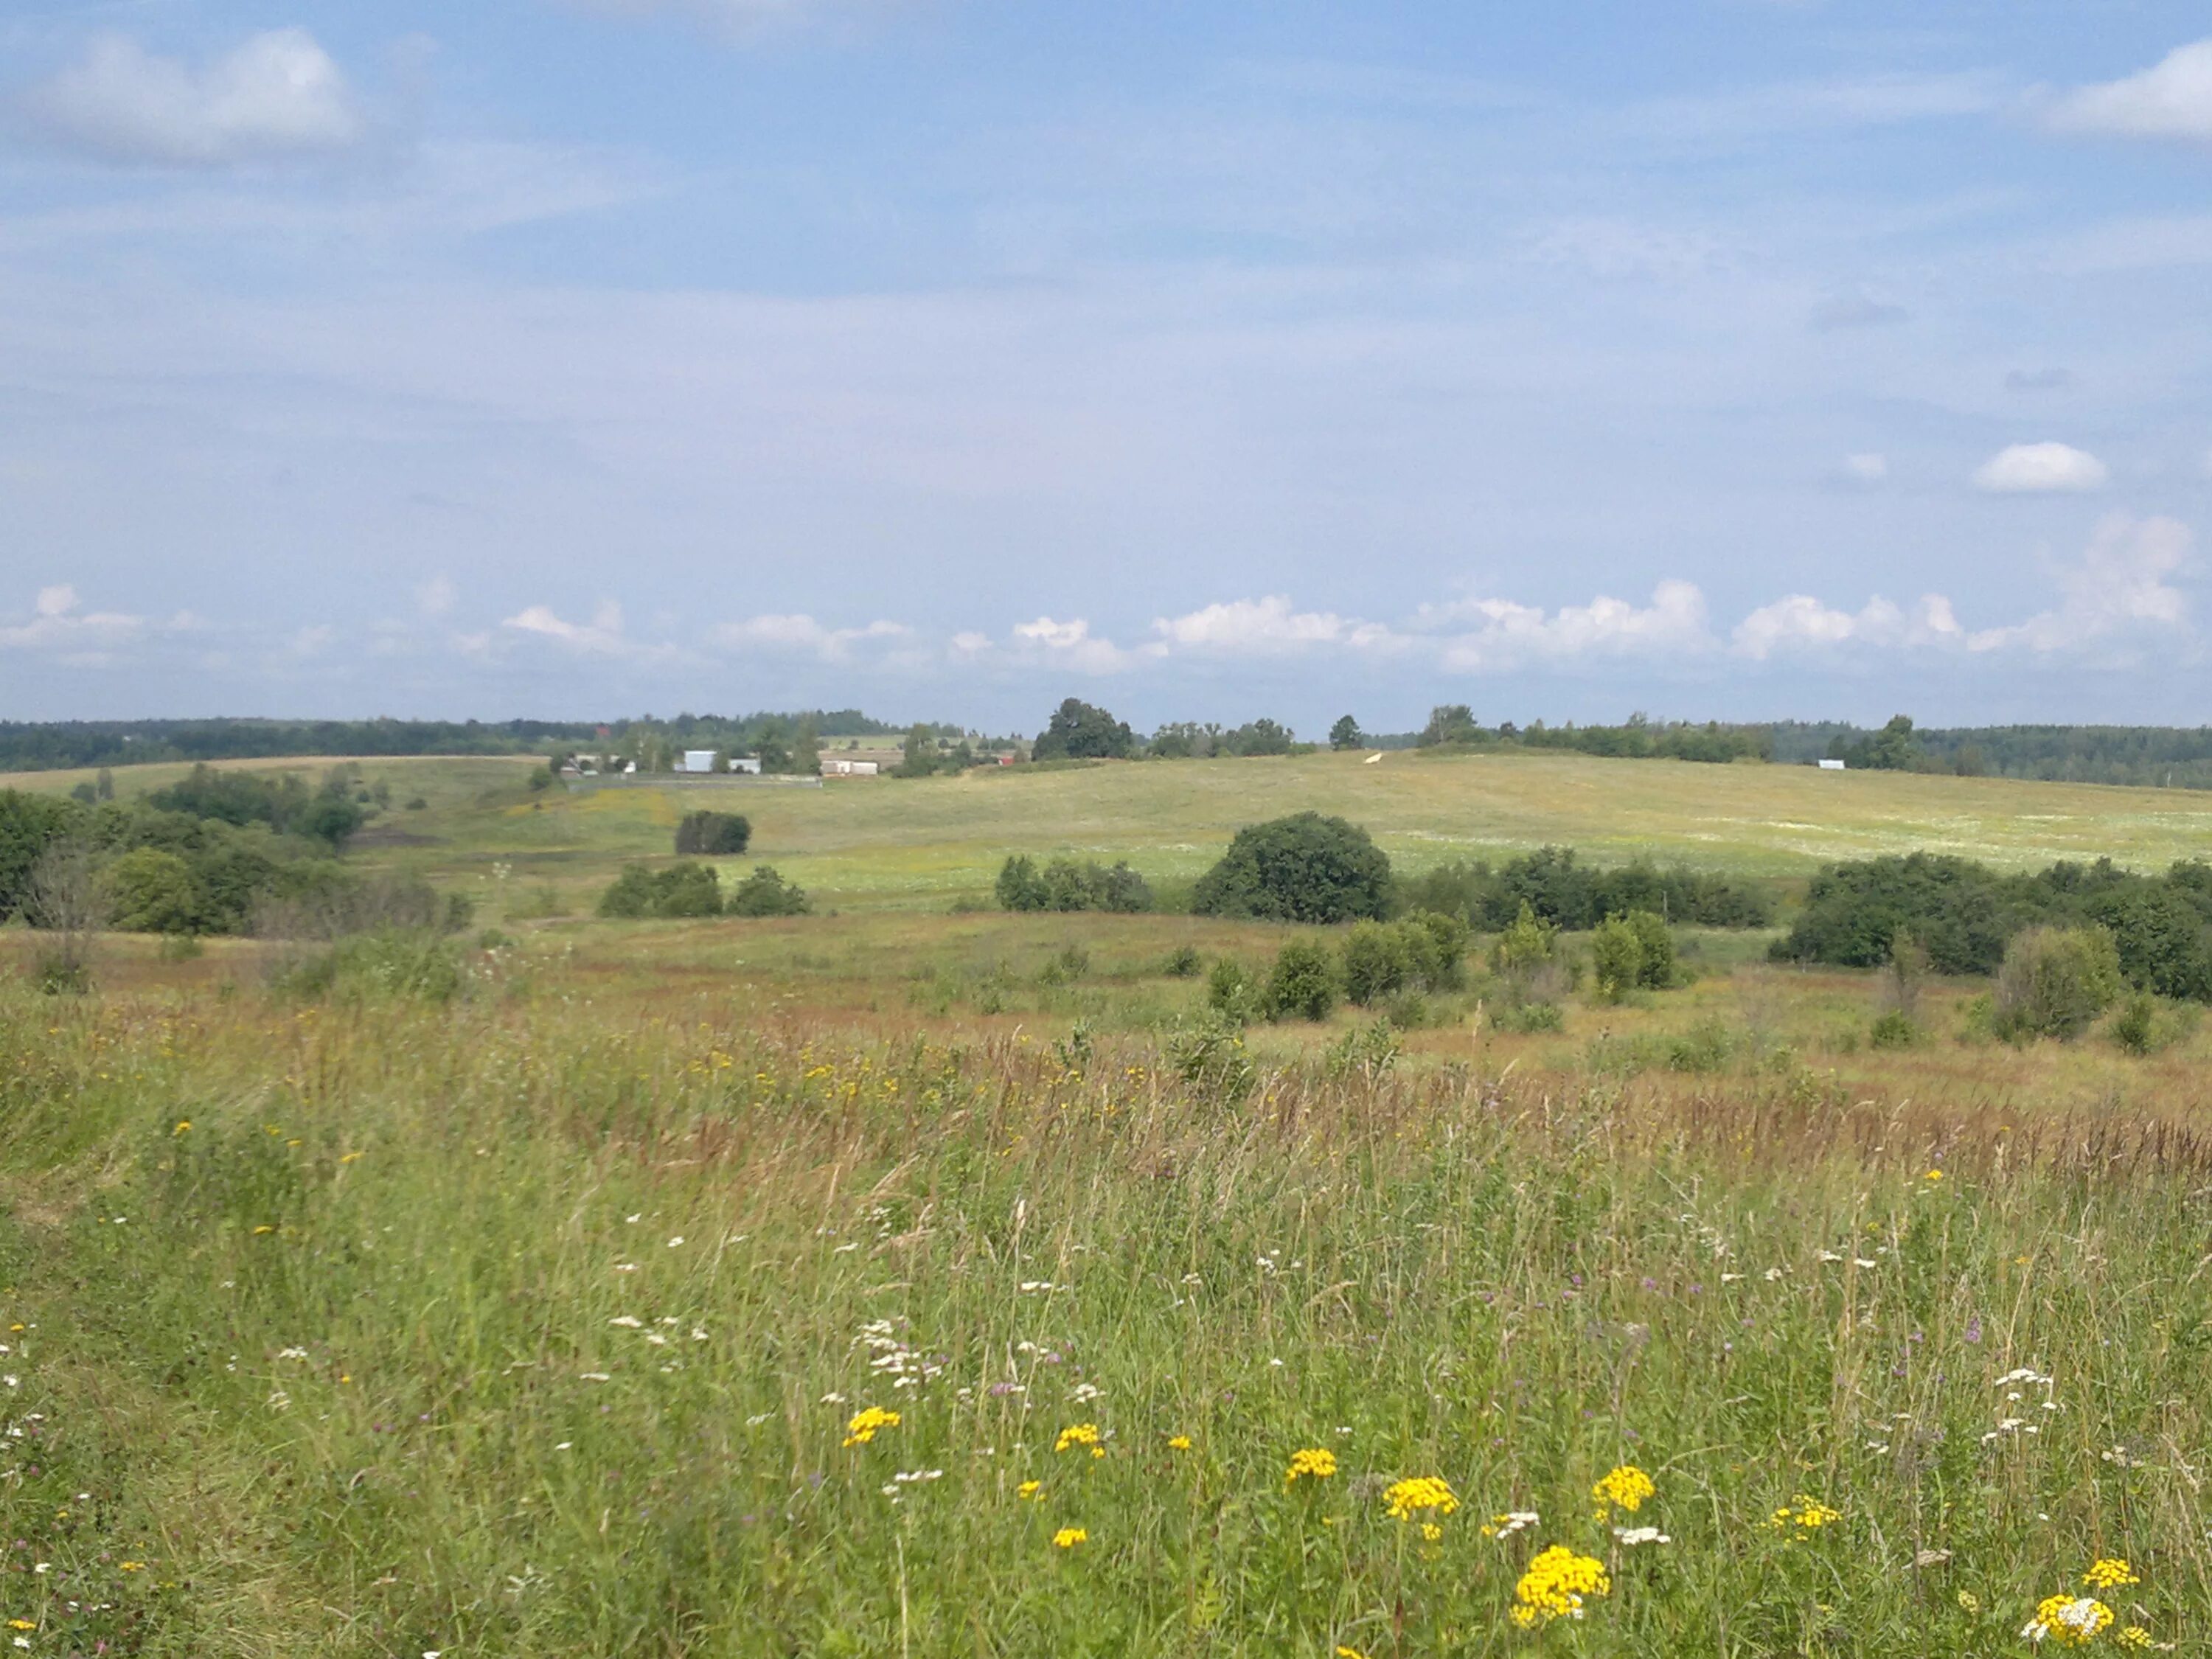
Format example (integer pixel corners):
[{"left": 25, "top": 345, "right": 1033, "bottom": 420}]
[{"left": 6, "top": 1, "right": 2212, "bottom": 734}]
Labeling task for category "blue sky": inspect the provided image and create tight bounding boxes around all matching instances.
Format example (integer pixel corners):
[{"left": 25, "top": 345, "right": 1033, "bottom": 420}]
[{"left": 4, "top": 1, "right": 2211, "bottom": 733}]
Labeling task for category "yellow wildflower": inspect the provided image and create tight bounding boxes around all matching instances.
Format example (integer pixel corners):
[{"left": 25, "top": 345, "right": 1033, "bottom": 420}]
[
  {"left": 6, "top": 1622, "right": 34, "bottom": 1632},
  {"left": 118, "top": 1561, "right": 145, "bottom": 1572},
  {"left": 1055, "top": 1423, "right": 1101, "bottom": 1454},
  {"left": 1382, "top": 1475, "right": 1459, "bottom": 1520},
  {"left": 1958, "top": 1591, "right": 1981, "bottom": 1615},
  {"left": 1051, "top": 1526, "right": 1088, "bottom": 1550},
  {"left": 1510, "top": 1545, "right": 1610, "bottom": 1628},
  {"left": 1016, "top": 1480, "right": 1042, "bottom": 1500},
  {"left": 1421, "top": 1522, "right": 1444, "bottom": 1542},
  {"left": 2084, "top": 1559, "right": 2140, "bottom": 1590},
  {"left": 1767, "top": 1495, "right": 1841, "bottom": 1534},
  {"left": 1284, "top": 1447, "right": 1338, "bottom": 1488},
  {"left": 2117, "top": 1630, "right": 2153, "bottom": 1651},
  {"left": 1590, "top": 1464, "right": 1655, "bottom": 1514},
  {"left": 173, "top": 1120, "right": 191, "bottom": 1135},
  {"left": 1924, "top": 1169, "right": 1944, "bottom": 1182},
  {"left": 842, "top": 1406, "right": 900, "bottom": 1447},
  {"left": 1167, "top": 1435, "right": 1193, "bottom": 1451},
  {"left": 2024, "top": 1595, "right": 2112, "bottom": 1646},
  {"left": 251, "top": 1225, "right": 276, "bottom": 1235}
]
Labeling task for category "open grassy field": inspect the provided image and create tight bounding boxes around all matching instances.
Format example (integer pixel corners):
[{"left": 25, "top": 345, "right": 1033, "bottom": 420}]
[
  {"left": 4, "top": 751, "right": 2211, "bottom": 1654},
  {"left": 15, "top": 748, "right": 2211, "bottom": 913}
]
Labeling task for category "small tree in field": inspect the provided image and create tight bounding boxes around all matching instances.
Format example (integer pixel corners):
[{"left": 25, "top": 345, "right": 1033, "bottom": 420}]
[
  {"left": 26, "top": 842, "right": 105, "bottom": 993},
  {"left": 1329, "top": 714, "right": 1363, "bottom": 751},
  {"left": 1266, "top": 940, "right": 1338, "bottom": 1022},
  {"left": 1589, "top": 915, "right": 1644, "bottom": 1004},
  {"left": 675, "top": 811, "right": 751, "bottom": 856},
  {"left": 1993, "top": 925, "right": 2122, "bottom": 1042},
  {"left": 1192, "top": 813, "right": 1392, "bottom": 925}
]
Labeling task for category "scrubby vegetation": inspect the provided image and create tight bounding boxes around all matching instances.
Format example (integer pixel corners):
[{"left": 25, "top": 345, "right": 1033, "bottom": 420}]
[
  {"left": 674, "top": 810, "right": 751, "bottom": 856},
  {"left": 996, "top": 855, "right": 1154, "bottom": 914},
  {"left": 1771, "top": 852, "right": 2212, "bottom": 997},
  {"left": 599, "top": 861, "right": 810, "bottom": 919},
  {"left": 1399, "top": 847, "right": 1771, "bottom": 931}
]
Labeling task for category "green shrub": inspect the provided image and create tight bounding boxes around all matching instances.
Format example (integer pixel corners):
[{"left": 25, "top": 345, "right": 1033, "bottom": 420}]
[
  {"left": 1664, "top": 1018, "right": 1735, "bottom": 1074},
  {"left": 1164, "top": 1010, "right": 1256, "bottom": 1102},
  {"left": 598, "top": 862, "right": 724, "bottom": 919},
  {"left": 1496, "top": 1000, "right": 1563, "bottom": 1034},
  {"left": 726, "top": 866, "right": 810, "bottom": 918},
  {"left": 675, "top": 811, "right": 751, "bottom": 856},
  {"left": 1265, "top": 940, "right": 1339, "bottom": 1022},
  {"left": 1492, "top": 902, "right": 1557, "bottom": 978},
  {"left": 1868, "top": 1009, "right": 1919, "bottom": 1049},
  {"left": 1590, "top": 915, "right": 1644, "bottom": 1004},
  {"left": 1992, "top": 925, "right": 2123, "bottom": 1043},
  {"left": 1341, "top": 920, "right": 1413, "bottom": 1006},
  {"left": 1623, "top": 910, "right": 1677, "bottom": 989},
  {"left": 2112, "top": 993, "right": 2157, "bottom": 1056},
  {"left": 1161, "top": 943, "right": 1203, "bottom": 978},
  {"left": 1324, "top": 1017, "right": 1402, "bottom": 1081},
  {"left": 1192, "top": 813, "right": 1391, "bottom": 925},
  {"left": 1205, "top": 959, "right": 1267, "bottom": 1026},
  {"left": 996, "top": 855, "right": 1152, "bottom": 914},
  {"left": 102, "top": 846, "right": 202, "bottom": 935}
]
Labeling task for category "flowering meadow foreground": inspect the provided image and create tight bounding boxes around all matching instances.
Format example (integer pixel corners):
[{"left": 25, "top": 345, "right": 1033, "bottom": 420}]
[{"left": 1, "top": 983, "right": 2209, "bottom": 1655}]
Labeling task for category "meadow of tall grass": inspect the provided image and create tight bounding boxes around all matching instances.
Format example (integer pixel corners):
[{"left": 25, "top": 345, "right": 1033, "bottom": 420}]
[{"left": 2, "top": 964, "right": 2208, "bottom": 1655}]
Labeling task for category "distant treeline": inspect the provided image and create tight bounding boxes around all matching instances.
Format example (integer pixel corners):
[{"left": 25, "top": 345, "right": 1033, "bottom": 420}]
[
  {"left": 1773, "top": 852, "right": 2212, "bottom": 998},
  {"left": 0, "top": 712, "right": 932, "bottom": 773},
  {"left": 1771, "top": 718, "right": 2212, "bottom": 789}
]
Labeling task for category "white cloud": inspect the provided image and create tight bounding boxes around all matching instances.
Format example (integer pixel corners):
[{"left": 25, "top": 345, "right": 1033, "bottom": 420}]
[
  {"left": 1972, "top": 441, "right": 2110, "bottom": 494},
  {"left": 712, "top": 613, "right": 909, "bottom": 661},
  {"left": 1841, "top": 453, "right": 1888, "bottom": 484},
  {"left": 1009, "top": 616, "right": 1144, "bottom": 675},
  {"left": 25, "top": 29, "right": 366, "bottom": 167},
  {"left": 1150, "top": 594, "right": 1397, "bottom": 655},
  {"left": 0, "top": 585, "right": 145, "bottom": 654},
  {"left": 2045, "top": 38, "right": 2212, "bottom": 142},
  {"left": 1732, "top": 593, "right": 1961, "bottom": 660},
  {"left": 501, "top": 600, "right": 631, "bottom": 655},
  {"left": 416, "top": 574, "right": 457, "bottom": 617},
  {"left": 1419, "top": 580, "right": 1714, "bottom": 672},
  {"left": 1969, "top": 514, "right": 2191, "bottom": 653}
]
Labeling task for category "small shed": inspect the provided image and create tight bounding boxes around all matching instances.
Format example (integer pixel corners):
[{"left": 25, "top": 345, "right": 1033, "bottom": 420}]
[{"left": 679, "top": 750, "right": 718, "bottom": 773}]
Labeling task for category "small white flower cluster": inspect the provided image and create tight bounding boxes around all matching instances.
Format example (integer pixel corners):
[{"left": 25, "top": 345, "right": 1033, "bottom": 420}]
[
  {"left": 1983, "top": 1368, "right": 2060, "bottom": 1447},
  {"left": 881, "top": 1467, "right": 945, "bottom": 1500},
  {"left": 860, "top": 1318, "right": 945, "bottom": 1390},
  {"left": 1613, "top": 1526, "right": 1671, "bottom": 1546},
  {"left": 1486, "top": 1510, "right": 1540, "bottom": 1539}
]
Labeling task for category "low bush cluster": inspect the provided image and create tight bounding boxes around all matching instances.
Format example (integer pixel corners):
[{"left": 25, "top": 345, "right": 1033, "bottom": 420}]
[
  {"left": 1400, "top": 846, "right": 1771, "bottom": 931},
  {"left": 674, "top": 810, "right": 751, "bottom": 856},
  {"left": 995, "top": 855, "right": 1153, "bottom": 914},
  {"left": 1773, "top": 852, "right": 2212, "bottom": 1001},
  {"left": 599, "top": 862, "right": 810, "bottom": 919}
]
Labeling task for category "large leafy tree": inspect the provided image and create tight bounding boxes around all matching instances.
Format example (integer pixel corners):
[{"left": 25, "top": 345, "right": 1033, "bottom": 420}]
[
  {"left": 1032, "top": 698, "right": 1135, "bottom": 761},
  {"left": 1192, "top": 812, "right": 1393, "bottom": 925}
]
